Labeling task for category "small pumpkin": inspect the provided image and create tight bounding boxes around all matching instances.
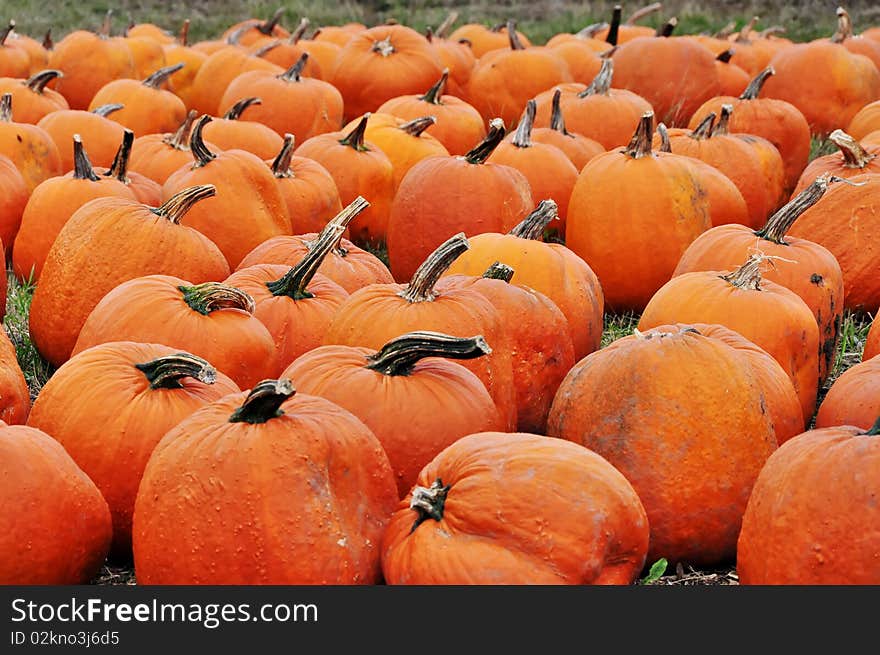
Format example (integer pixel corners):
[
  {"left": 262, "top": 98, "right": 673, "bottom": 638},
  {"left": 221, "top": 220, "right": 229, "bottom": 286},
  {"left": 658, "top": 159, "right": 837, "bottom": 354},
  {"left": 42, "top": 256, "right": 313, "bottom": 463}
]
[
  {"left": 529, "top": 89, "right": 604, "bottom": 172},
  {"left": 37, "top": 103, "right": 127, "bottom": 171},
  {"left": 200, "top": 97, "right": 284, "bottom": 159},
  {"left": 791, "top": 129, "right": 880, "bottom": 195},
  {"left": 0, "top": 93, "right": 63, "bottom": 192},
  {"left": 448, "top": 21, "right": 532, "bottom": 58},
  {"left": 0, "top": 69, "right": 68, "bottom": 123},
  {"left": 100, "top": 128, "right": 163, "bottom": 205},
  {"left": 0, "top": 21, "right": 30, "bottom": 78},
  {"left": 250, "top": 18, "right": 324, "bottom": 78}
]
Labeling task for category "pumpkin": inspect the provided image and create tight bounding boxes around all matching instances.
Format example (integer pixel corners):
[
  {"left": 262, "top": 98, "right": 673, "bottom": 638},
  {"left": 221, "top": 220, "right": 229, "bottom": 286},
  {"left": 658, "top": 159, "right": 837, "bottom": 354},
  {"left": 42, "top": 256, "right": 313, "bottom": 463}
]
[
  {"left": 125, "top": 23, "right": 175, "bottom": 45},
  {"left": 424, "top": 25, "right": 476, "bottom": 99},
  {"left": 100, "top": 129, "right": 163, "bottom": 205},
  {"left": 674, "top": 175, "right": 845, "bottom": 385},
  {"left": 29, "top": 184, "right": 230, "bottom": 367},
  {"left": 295, "top": 113, "right": 395, "bottom": 247},
  {"left": 547, "top": 324, "right": 777, "bottom": 566},
  {"left": 236, "top": 199, "right": 393, "bottom": 293},
  {"left": 13, "top": 135, "right": 135, "bottom": 282},
  {"left": 161, "top": 20, "right": 207, "bottom": 110},
  {"left": 284, "top": 331, "right": 504, "bottom": 497},
  {"left": 640, "top": 253, "right": 821, "bottom": 422},
  {"left": 382, "top": 432, "right": 649, "bottom": 584},
  {"left": 72, "top": 276, "right": 276, "bottom": 389},
  {"left": 37, "top": 103, "right": 127, "bottom": 171},
  {"left": 0, "top": 93, "right": 62, "bottom": 192},
  {"left": 0, "top": 21, "right": 30, "bottom": 78},
  {"left": 376, "top": 69, "right": 487, "bottom": 156},
  {"left": 866, "top": 317, "right": 880, "bottom": 361},
  {"left": 330, "top": 24, "right": 443, "bottom": 122},
  {"left": 0, "top": 69, "right": 68, "bottom": 123},
  {"left": 162, "top": 115, "right": 291, "bottom": 269},
  {"left": 6, "top": 28, "right": 50, "bottom": 76},
  {"left": 687, "top": 67, "right": 812, "bottom": 195},
  {"left": 714, "top": 49, "right": 750, "bottom": 97},
  {"left": 47, "top": 14, "right": 135, "bottom": 110},
  {"left": 249, "top": 18, "right": 324, "bottom": 78},
  {"left": 791, "top": 129, "right": 880, "bottom": 195},
  {"left": 847, "top": 99, "right": 880, "bottom": 140},
  {"left": 532, "top": 59, "right": 653, "bottom": 150},
  {"left": 815, "top": 357, "right": 880, "bottom": 431},
  {"left": 28, "top": 344, "right": 239, "bottom": 558},
  {"left": 0, "top": 422, "right": 112, "bottom": 584},
  {"left": 0, "top": 325, "right": 30, "bottom": 424},
  {"left": 827, "top": 7, "right": 880, "bottom": 70},
  {"left": 466, "top": 20, "right": 573, "bottom": 127},
  {"left": 124, "top": 34, "right": 166, "bottom": 84},
  {"left": 128, "top": 110, "right": 212, "bottom": 184},
  {"left": 547, "top": 36, "right": 602, "bottom": 85},
  {"left": 327, "top": 233, "right": 518, "bottom": 430},
  {"left": 529, "top": 89, "right": 604, "bottom": 172},
  {"left": 722, "top": 18, "right": 791, "bottom": 75},
  {"left": 737, "top": 420, "right": 880, "bottom": 584},
  {"left": 386, "top": 119, "right": 533, "bottom": 283},
  {"left": 788, "top": 173, "right": 880, "bottom": 311},
  {"left": 133, "top": 379, "right": 398, "bottom": 584},
  {"left": 0, "top": 154, "right": 28, "bottom": 263},
  {"left": 312, "top": 23, "right": 366, "bottom": 48},
  {"left": 87, "top": 62, "right": 186, "bottom": 137},
  {"left": 218, "top": 53, "right": 343, "bottom": 141},
  {"left": 225, "top": 218, "right": 351, "bottom": 374},
  {"left": 594, "top": 3, "right": 664, "bottom": 44},
  {"left": 200, "top": 97, "right": 284, "bottom": 159},
  {"left": 448, "top": 22, "right": 532, "bottom": 58},
  {"left": 443, "top": 200, "right": 604, "bottom": 359},
  {"left": 221, "top": 9, "right": 290, "bottom": 46},
  {"left": 265, "top": 134, "right": 343, "bottom": 235},
  {"left": 566, "top": 111, "right": 711, "bottom": 311}
]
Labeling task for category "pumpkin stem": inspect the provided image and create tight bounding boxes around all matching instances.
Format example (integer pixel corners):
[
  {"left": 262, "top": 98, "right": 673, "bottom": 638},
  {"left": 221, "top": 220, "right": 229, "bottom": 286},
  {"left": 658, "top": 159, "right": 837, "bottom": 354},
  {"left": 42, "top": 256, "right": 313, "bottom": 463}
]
[
  {"left": 865, "top": 416, "right": 880, "bottom": 436},
  {"left": 0, "top": 93, "right": 10, "bottom": 122},
  {"left": 371, "top": 37, "right": 395, "bottom": 57},
  {"left": 711, "top": 104, "right": 733, "bottom": 136},
  {"left": 226, "top": 24, "right": 250, "bottom": 46},
  {"left": 189, "top": 114, "right": 217, "bottom": 167},
  {"left": 714, "top": 21, "right": 736, "bottom": 39},
  {"left": 606, "top": 5, "right": 622, "bottom": 45},
  {"left": 339, "top": 113, "right": 371, "bottom": 151},
  {"left": 142, "top": 62, "right": 185, "bottom": 89},
  {"left": 400, "top": 116, "right": 436, "bottom": 137},
  {"left": 180, "top": 281, "right": 256, "bottom": 315},
  {"left": 756, "top": 173, "right": 835, "bottom": 243},
  {"left": 512, "top": 100, "right": 536, "bottom": 148},
  {"left": 257, "top": 7, "right": 285, "bottom": 35},
  {"left": 507, "top": 19, "right": 525, "bottom": 50},
  {"left": 288, "top": 17, "right": 310, "bottom": 44},
  {"left": 306, "top": 196, "right": 370, "bottom": 257},
  {"left": 265, "top": 221, "right": 345, "bottom": 300},
  {"left": 153, "top": 184, "right": 216, "bottom": 224},
  {"left": 740, "top": 66, "right": 774, "bottom": 100},
  {"left": 252, "top": 40, "right": 282, "bottom": 58},
  {"left": 692, "top": 112, "right": 716, "bottom": 139},
  {"left": 0, "top": 20, "right": 15, "bottom": 46},
  {"left": 25, "top": 69, "right": 62, "bottom": 94},
  {"left": 280, "top": 53, "right": 309, "bottom": 82},
  {"left": 135, "top": 352, "right": 217, "bottom": 389},
  {"left": 164, "top": 109, "right": 198, "bottom": 151},
  {"left": 828, "top": 129, "right": 876, "bottom": 168},
  {"left": 576, "top": 22, "right": 608, "bottom": 39},
  {"left": 228, "top": 379, "right": 295, "bottom": 424},
  {"left": 721, "top": 253, "right": 767, "bottom": 291},
  {"left": 627, "top": 2, "right": 663, "bottom": 24},
  {"left": 409, "top": 479, "right": 451, "bottom": 532},
  {"left": 831, "top": 7, "right": 853, "bottom": 43},
  {"left": 92, "top": 103, "right": 124, "bottom": 117},
  {"left": 656, "top": 17, "right": 677, "bottom": 37},
  {"left": 99, "top": 10, "right": 113, "bottom": 37},
  {"left": 510, "top": 199, "right": 559, "bottom": 239},
  {"left": 400, "top": 233, "right": 469, "bottom": 302},
  {"left": 657, "top": 122, "right": 672, "bottom": 152},
  {"left": 42, "top": 28, "right": 53, "bottom": 50},
  {"left": 759, "top": 26, "right": 786, "bottom": 38},
  {"left": 178, "top": 19, "right": 190, "bottom": 46},
  {"left": 365, "top": 331, "right": 491, "bottom": 376},
  {"left": 735, "top": 16, "right": 759, "bottom": 43},
  {"left": 223, "top": 97, "right": 261, "bottom": 120},
  {"left": 624, "top": 111, "right": 654, "bottom": 159},
  {"left": 548, "top": 89, "right": 569, "bottom": 135},
  {"left": 716, "top": 48, "right": 734, "bottom": 63},
  {"left": 106, "top": 129, "right": 134, "bottom": 182},
  {"left": 72, "top": 135, "right": 100, "bottom": 181},
  {"left": 436, "top": 11, "right": 459, "bottom": 39},
  {"left": 271, "top": 133, "right": 296, "bottom": 177},
  {"left": 483, "top": 261, "right": 515, "bottom": 282},
  {"left": 464, "top": 118, "right": 506, "bottom": 164},
  {"left": 578, "top": 58, "right": 613, "bottom": 97},
  {"left": 420, "top": 70, "right": 449, "bottom": 105}
]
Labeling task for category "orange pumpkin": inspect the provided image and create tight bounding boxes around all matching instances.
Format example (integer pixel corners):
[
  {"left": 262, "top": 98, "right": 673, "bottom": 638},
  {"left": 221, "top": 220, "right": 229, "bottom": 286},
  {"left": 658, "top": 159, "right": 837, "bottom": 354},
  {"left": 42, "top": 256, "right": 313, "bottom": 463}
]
[
  {"left": 37, "top": 103, "right": 127, "bottom": 171},
  {"left": 0, "top": 154, "right": 28, "bottom": 263},
  {"left": 0, "top": 69, "right": 68, "bottom": 123},
  {"left": 826, "top": 7, "right": 880, "bottom": 71},
  {"left": 296, "top": 31, "right": 343, "bottom": 75},
  {"left": 791, "top": 129, "right": 880, "bottom": 195},
  {"left": 424, "top": 25, "right": 476, "bottom": 99},
  {"left": 125, "top": 23, "right": 175, "bottom": 45},
  {"left": 100, "top": 129, "right": 163, "bottom": 204},
  {"left": 0, "top": 93, "right": 62, "bottom": 191},
  {"left": 200, "top": 97, "right": 284, "bottom": 159},
  {"left": 866, "top": 317, "right": 880, "bottom": 361},
  {"left": 0, "top": 21, "right": 30, "bottom": 78},
  {"left": 714, "top": 49, "right": 751, "bottom": 96},
  {"left": 448, "top": 22, "right": 532, "bottom": 58},
  {"left": 6, "top": 28, "right": 50, "bottom": 76},
  {"left": 250, "top": 18, "right": 324, "bottom": 78},
  {"left": 128, "top": 110, "right": 213, "bottom": 184},
  {"left": 161, "top": 20, "right": 207, "bottom": 110},
  {"left": 529, "top": 89, "right": 604, "bottom": 171},
  {"left": 187, "top": 42, "right": 283, "bottom": 116},
  {"left": 815, "top": 356, "right": 880, "bottom": 431},
  {"left": 221, "top": 9, "right": 290, "bottom": 46},
  {"left": 847, "top": 99, "right": 880, "bottom": 140},
  {"left": 28, "top": 344, "right": 240, "bottom": 558},
  {"left": 0, "top": 325, "right": 30, "bottom": 424}
]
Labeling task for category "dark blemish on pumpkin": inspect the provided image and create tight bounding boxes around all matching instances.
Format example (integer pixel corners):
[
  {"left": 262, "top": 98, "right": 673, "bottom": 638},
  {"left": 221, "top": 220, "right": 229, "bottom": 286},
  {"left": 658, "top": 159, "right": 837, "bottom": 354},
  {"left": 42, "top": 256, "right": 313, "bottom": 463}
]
[
  {"left": 16, "top": 134, "right": 22, "bottom": 142},
  {"left": 810, "top": 273, "right": 823, "bottom": 285}
]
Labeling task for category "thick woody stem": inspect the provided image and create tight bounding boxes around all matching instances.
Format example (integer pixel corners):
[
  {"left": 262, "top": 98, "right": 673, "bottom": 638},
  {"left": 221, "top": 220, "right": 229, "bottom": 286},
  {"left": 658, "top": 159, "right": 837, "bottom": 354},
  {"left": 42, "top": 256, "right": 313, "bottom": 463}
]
[
  {"left": 436, "top": 11, "right": 459, "bottom": 38},
  {"left": 189, "top": 114, "right": 217, "bottom": 167},
  {"left": 153, "top": 185, "right": 217, "bottom": 224},
  {"left": 512, "top": 100, "right": 536, "bottom": 148},
  {"left": 365, "top": 332, "right": 491, "bottom": 376},
  {"left": 735, "top": 16, "right": 759, "bottom": 43},
  {"left": 409, "top": 479, "right": 451, "bottom": 532},
  {"left": 464, "top": 118, "right": 506, "bottom": 164},
  {"left": 757, "top": 174, "right": 835, "bottom": 243},
  {"left": 507, "top": 19, "right": 525, "bottom": 50},
  {"left": 280, "top": 53, "right": 309, "bottom": 82},
  {"left": 106, "top": 129, "right": 134, "bottom": 182},
  {"left": 164, "top": 110, "right": 198, "bottom": 150},
  {"left": 656, "top": 17, "right": 677, "bottom": 37},
  {"left": 223, "top": 97, "right": 261, "bottom": 120},
  {"left": 271, "top": 134, "right": 295, "bottom": 177},
  {"left": 72, "top": 135, "right": 99, "bottom": 181},
  {"left": 692, "top": 112, "right": 716, "bottom": 139},
  {"left": 135, "top": 353, "right": 217, "bottom": 389},
  {"left": 828, "top": 129, "right": 876, "bottom": 168},
  {"left": 228, "top": 379, "right": 295, "bottom": 424},
  {"left": 288, "top": 17, "right": 310, "bottom": 44},
  {"left": 627, "top": 3, "right": 663, "bottom": 24},
  {"left": 656, "top": 122, "right": 671, "bottom": 152},
  {"left": 142, "top": 62, "right": 185, "bottom": 89},
  {"left": 549, "top": 89, "right": 569, "bottom": 135},
  {"left": 740, "top": 67, "right": 774, "bottom": 100},
  {"left": 716, "top": 49, "right": 734, "bottom": 63},
  {"left": 265, "top": 222, "right": 345, "bottom": 300},
  {"left": 25, "top": 69, "right": 62, "bottom": 94},
  {"left": 578, "top": 58, "right": 613, "bottom": 97},
  {"left": 483, "top": 262, "right": 514, "bottom": 282},
  {"left": 399, "top": 233, "right": 469, "bottom": 303},
  {"left": 178, "top": 19, "right": 190, "bottom": 46},
  {"left": 0, "top": 93, "right": 10, "bottom": 122},
  {"left": 624, "top": 112, "right": 654, "bottom": 159},
  {"left": 721, "top": 253, "right": 766, "bottom": 291},
  {"left": 42, "top": 29, "right": 53, "bottom": 50},
  {"left": 0, "top": 21, "right": 15, "bottom": 46},
  {"left": 711, "top": 104, "right": 733, "bottom": 136},
  {"left": 339, "top": 113, "right": 370, "bottom": 151},
  {"left": 420, "top": 70, "right": 448, "bottom": 105},
  {"left": 831, "top": 7, "right": 853, "bottom": 43},
  {"left": 92, "top": 103, "right": 124, "bottom": 117},
  {"left": 400, "top": 116, "right": 436, "bottom": 137},
  {"left": 179, "top": 281, "right": 256, "bottom": 315},
  {"left": 510, "top": 200, "right": 559, "bottom": 239},
  {"left": 257, "top": 8, "right": 285, "bottom": 35},
  {"left": 606, "top": 5, "right": 622, "bottom": 45}
]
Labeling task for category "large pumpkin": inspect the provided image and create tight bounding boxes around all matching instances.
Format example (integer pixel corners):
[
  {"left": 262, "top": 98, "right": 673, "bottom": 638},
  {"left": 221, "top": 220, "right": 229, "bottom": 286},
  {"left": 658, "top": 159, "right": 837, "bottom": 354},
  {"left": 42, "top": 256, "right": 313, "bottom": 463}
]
[
  {"left": 133, "top": 379, "right": 398, "bottom": 584},
  {"left": 382, "top": 432, "right": 649, "bottom": 584}
]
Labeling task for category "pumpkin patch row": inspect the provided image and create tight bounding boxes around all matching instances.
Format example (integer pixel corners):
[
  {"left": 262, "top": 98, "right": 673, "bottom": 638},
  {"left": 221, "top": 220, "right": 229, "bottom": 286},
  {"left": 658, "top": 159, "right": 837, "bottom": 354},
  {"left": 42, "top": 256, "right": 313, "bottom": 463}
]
[{"left": 1, "top": 6, "right": 880, "bottom": 587}]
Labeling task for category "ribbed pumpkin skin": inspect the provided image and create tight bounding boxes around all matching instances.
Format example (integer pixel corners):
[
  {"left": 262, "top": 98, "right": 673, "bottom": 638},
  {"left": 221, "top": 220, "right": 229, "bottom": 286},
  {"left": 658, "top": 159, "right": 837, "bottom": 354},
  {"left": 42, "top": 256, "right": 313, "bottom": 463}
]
[
  {"left": 0, "top": 325, "right": 30, "bottom": 425},
  {"left": 88, "top": 79, "right": 187, "bottom": 138},
  {"left": 265, "top": 156, "right": 343, "bottom": 235},
  {"left": 0, "top": 75, "right": 69, "bottom": 123},
  {"left": 47, "top": 30, "right": 135, "bottom": 110},
  {"left": 0, "top": 423, "right": 112, "bottom": 584},
  {"left": 377, "top": 92, "right": 486, "bottom": 156},
  {"left": 848, "top": 99, "right": 880, "bottom": 140},
  {"left": 71, "top": 275, "right": 276, "bottom": 389},
  {"left": 133, "top": 391, "right": 398, "bottom": 584},
  {"left": 791, "top": 141, "right": 880, "bottom": 196},
  {"left": 737, "top": 425, "right": 880, "bottom": 584},
  {"left": 37, "top": 109, "right": 127, "bottom": 171},
  {"left": 282, "top": 345, "right": 504, "bottom": 497},
  {"left": 381, "top": 432, "right": 650, "bottom": 585},
  {"left": 546, "top": 325, "right": 777, "bottom": 566},
  {"left": 29, "top": 196, "right": 231, "bottom": 368},
  {"left": 200, "top": 118, "right": 283, "bottom": 160},
  {"left": 788, "top": 173, "right": 880, "bottom": 311},
  {"left": 0, "top": 114, "right": 63, "bottom": 192},
  {"left": 0, "top": 154, "right": 28, "bottom": 259},
  {"left": 639, "top": 272, "right": 820, "bottom": 423},
  {"left": 27, "top": 342, "right": 240, "bottom": 558},
  {"left": 815, "top": 356, "right": 880, "bottom": 430},
  {"left": 865, "top": 317, "right": 880, "bottom": 361},
  {"left": 236, "top": 233, "right": 393, "bottom": 293}
]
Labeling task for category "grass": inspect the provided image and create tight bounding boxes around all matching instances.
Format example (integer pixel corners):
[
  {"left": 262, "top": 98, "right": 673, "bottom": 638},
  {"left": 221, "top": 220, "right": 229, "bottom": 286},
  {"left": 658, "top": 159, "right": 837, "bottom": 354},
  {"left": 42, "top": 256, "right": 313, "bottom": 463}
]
[{"left": 4, "top": 272, "right": 54, "bottom": 400}]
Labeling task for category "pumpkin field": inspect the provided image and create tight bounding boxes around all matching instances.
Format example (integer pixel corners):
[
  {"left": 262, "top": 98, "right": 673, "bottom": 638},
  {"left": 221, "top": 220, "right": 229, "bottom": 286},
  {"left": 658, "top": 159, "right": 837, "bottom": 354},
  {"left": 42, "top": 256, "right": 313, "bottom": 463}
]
[{"left": 2, "top": 0, "right": 880, "bottom": 587}]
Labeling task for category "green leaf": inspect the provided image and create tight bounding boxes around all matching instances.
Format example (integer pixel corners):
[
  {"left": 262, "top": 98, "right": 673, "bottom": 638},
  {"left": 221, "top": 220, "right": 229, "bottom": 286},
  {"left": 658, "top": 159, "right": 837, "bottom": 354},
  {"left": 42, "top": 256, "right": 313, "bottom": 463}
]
[{"left": 639, "top": 558, "right": 668, "bottom": 585}]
